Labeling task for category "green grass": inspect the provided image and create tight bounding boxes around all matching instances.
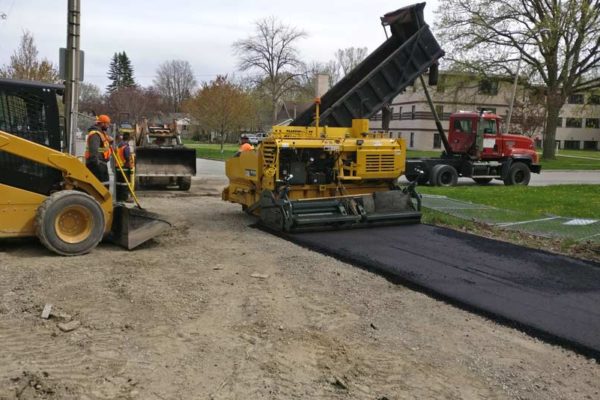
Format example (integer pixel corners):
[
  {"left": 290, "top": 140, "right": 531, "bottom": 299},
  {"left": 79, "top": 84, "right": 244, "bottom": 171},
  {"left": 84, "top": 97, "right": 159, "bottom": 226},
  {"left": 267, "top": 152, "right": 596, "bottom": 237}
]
[
  {"left": 540, "top": 149, "right": 600, "bottom": 170},
  {"left": 418, "top": 185, "right": 600, "bottom": 219},
  {"left": 184, "top": 143, "right": 238, "bottom": 160}
]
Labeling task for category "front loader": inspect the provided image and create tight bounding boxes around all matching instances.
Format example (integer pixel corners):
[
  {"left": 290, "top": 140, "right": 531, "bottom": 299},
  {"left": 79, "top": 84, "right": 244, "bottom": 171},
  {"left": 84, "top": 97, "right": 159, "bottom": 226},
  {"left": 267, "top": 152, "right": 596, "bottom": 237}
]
[{"left": 0, "top": 78, "right": 170, "bottom": 255}]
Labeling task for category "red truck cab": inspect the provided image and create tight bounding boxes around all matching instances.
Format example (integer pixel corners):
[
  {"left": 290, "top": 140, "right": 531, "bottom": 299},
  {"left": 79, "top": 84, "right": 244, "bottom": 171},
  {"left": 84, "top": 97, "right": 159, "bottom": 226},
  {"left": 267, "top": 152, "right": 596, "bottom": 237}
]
[{"left": 448, "top": 111, "right": 539, "bottom": 164}]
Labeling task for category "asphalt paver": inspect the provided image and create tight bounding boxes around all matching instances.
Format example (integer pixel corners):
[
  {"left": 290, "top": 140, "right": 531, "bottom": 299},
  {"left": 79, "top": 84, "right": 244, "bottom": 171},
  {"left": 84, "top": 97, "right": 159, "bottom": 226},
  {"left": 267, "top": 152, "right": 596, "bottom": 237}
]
[{"left": 286, "top": 224, "right": 600, "bottom": 358}]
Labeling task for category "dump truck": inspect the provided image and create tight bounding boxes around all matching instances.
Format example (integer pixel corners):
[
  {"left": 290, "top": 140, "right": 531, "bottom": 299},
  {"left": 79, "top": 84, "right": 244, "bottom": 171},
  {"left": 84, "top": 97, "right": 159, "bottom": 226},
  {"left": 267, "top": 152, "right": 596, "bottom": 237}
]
[
  {"left": 0, "top": 78, "right": 170, "bottom": 255},
  {"left": 222, "top": 3, "right": 444, "bottom": 232},
  {"left": 403, "top": 83, "right": 542, "bottom": 186},
  {"left": 134, "top": 121, "right": 196, "bottom": 190}
]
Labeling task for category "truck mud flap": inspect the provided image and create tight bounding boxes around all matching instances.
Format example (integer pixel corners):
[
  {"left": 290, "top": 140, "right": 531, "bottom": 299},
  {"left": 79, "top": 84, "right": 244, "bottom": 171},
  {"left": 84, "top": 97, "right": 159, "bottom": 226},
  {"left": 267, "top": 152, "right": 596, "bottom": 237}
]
[{"left": 109, "top": 205, "right": 171, "bottom": 250}]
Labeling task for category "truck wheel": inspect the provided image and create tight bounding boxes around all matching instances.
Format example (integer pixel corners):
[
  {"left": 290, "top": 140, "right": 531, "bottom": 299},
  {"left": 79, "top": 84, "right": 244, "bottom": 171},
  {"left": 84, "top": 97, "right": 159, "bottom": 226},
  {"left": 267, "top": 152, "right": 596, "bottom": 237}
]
[
  {"left": 504, "top": 162, "right": 531, "bottom": 186},
  {"left": 177, "top": 176, "right": 192, "bottom": 191},
  {"left": 473, "top": 178, "right": 492, "bottom": 185},
  {"left": 35, "top": 190, "right": 105, "bottom": 256},
  {"left": 431, "top": 164, "right": 458, "bottom": 187}
]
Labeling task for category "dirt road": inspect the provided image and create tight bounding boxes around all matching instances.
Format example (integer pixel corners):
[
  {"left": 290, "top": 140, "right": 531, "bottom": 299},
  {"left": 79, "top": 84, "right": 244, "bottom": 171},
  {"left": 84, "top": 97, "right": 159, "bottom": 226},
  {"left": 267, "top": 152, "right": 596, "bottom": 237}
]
[{"left": 1, "top": 177, "right": 599, "bottom": 399}]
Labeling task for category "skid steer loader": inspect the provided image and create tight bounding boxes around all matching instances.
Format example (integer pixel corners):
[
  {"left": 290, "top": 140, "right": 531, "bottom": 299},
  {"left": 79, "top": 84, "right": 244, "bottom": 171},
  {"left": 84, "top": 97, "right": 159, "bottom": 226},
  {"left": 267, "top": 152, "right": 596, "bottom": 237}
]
[
  {"left": 222, "top": 2, "right": 443, "bottom": 232},
  {"left": 0, "top": 78, "right": 170, "bottom": 255}
]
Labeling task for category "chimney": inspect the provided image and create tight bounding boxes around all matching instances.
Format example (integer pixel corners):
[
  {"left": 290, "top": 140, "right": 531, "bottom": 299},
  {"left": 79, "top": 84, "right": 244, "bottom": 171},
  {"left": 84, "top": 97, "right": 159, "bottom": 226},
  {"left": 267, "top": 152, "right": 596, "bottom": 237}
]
[{"left": 315, "top": 74, "right": 330, "bottom": 98}]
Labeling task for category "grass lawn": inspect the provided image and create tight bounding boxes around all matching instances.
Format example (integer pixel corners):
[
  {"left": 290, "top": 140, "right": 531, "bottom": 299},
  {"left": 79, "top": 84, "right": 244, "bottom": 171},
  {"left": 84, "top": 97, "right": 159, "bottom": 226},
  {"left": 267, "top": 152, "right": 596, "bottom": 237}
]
[
  {"left": 418, "top": 185, "right": 600, "bottom": 219},
  {"left": 184, "top": 142, "right": 238, "bottom": 160},
  {"left": 540, "top": 149, "right": 600, "bottom": 170}
]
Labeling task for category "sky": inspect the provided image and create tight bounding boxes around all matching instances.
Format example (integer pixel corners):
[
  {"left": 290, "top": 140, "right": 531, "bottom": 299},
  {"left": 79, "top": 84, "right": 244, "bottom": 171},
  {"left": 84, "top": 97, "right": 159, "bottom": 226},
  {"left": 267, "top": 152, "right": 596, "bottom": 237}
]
[{"left": 0, "top": 0, "right": 440, "bottom": 92}]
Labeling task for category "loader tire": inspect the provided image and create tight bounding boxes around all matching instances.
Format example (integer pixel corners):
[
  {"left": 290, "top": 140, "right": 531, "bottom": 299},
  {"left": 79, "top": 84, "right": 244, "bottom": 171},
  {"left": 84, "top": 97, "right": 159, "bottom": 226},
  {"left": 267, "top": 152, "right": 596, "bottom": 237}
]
[
  {"left": 177, "top": 176, "right": 192, "bottom": 191},
  {"left": 430, "top": 164, "right": 458, "bottom": 187},
  {"left": 504, "top": 162, "right": 530, "bottom": 186},
  {"left": 35, "top": 190, "right": 105, "bottom": 256}
]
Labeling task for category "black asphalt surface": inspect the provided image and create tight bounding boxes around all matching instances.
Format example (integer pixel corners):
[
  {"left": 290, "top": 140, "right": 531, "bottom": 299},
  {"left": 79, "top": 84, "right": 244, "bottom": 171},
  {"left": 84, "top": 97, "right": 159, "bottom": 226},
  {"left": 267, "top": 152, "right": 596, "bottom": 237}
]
[{"left": 286, "top": 224, "right": 600, "bottom": 358}]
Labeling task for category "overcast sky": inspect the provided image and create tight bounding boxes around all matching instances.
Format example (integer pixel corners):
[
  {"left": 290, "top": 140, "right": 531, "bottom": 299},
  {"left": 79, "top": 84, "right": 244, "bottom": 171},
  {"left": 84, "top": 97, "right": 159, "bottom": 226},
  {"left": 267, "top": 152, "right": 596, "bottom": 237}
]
[{"left": 0, "top": 0, "right": 440, "bottom": 92}]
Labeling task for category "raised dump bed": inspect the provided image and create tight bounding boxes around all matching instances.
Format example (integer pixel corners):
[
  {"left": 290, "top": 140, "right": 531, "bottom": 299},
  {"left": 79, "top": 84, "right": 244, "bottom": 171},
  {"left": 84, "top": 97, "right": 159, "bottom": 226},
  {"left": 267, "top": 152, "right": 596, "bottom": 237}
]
[{"left": 292, "top": 2, "right": 444, "bottom": 127}]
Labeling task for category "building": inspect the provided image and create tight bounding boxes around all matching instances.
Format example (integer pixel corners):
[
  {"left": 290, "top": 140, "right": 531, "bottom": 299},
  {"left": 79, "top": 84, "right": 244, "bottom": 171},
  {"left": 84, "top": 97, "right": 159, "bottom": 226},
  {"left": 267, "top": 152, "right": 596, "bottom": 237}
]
[{"left": 370, "top": 71, "right": 600, "bottom": 151}]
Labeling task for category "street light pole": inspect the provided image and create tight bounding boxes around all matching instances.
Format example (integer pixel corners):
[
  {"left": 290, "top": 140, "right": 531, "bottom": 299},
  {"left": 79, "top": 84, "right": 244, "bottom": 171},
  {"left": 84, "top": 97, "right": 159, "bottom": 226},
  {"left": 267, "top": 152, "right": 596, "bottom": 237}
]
[{"left": 506, "top": 54, "right": 522, "bottom": 132}]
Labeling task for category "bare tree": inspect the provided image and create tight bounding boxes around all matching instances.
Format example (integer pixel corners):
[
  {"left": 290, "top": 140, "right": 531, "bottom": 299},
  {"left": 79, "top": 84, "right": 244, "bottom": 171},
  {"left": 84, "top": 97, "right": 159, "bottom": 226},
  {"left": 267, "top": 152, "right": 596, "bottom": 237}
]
[
  {"left": 233, "top": 17, "right": 307, "bottom": 123},
  {"left": 335, "top": 47, "right": 368, "bottom": 76},
  {"left": 0, "top": 31, "right": 59, "bottom": 83},
  {"left": 106, "top": 86, "right": 164, "bottom": 122},
  {"left": 184, "top": 75, "right": 256, "bottom": 151},
  {"left": 79, "top": 82, "right": 104, "bottom": 114},
  {"left": 154, "top": 60, "right": 197, "bottom": 113},
  {"left": 435, "top": 0, "right": 600, "bottom": 159}
]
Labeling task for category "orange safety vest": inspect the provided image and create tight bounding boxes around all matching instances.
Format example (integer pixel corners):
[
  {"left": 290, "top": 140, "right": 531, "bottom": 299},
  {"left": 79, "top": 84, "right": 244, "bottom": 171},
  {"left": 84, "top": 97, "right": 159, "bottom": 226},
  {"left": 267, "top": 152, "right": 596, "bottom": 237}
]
[
  {"left": 84, "top": 130, "right": 112, "bottom": 161},
  {"left": 116, "top": 143, "right": 132, "bottom": 169}
]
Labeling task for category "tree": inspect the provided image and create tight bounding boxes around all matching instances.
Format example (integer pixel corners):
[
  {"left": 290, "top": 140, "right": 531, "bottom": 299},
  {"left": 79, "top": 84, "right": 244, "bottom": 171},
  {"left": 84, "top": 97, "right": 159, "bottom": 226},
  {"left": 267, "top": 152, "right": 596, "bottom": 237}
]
[
  {"left": 335, "top": 47, "right": 368, "bottom": 76},
  {"left": 78, "top": 82, "right": 104, "bottom": 114},
  {"left": 184, "top": 75, "right": 256, "bottom": 152},
  {"left": 0, "top": 31, "right": 59, "bottom": 83},
  {"left": 154, "top": 60, "right": 197, "bottom": 112},
  {"left": 233, "top": 17, "right": 307, "bottom": 123},
  {"left": 106, "top": 86, "right": 164, "bottom": 122},
  {"left": 107, "top": 51, "right": 136, "bottom": 93},
  {"left": 435, "top": 0, "right": 600, "bottom": 159}
]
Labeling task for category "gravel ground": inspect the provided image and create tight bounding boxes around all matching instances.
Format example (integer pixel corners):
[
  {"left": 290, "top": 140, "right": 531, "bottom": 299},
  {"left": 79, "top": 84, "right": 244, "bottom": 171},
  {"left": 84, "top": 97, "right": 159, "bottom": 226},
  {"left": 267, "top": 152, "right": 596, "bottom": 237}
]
[{"left": 1, "top": 177, "right": 599, "bottom": 399}]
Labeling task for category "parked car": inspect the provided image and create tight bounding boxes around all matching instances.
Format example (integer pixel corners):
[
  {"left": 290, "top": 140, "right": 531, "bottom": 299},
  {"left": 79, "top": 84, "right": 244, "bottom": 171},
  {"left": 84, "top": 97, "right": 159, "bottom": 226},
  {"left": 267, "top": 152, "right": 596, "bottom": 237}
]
[
  {"left": 244, "top": 134, "right": 259, "bottom": 145},
  {"left": 255, "top": 132, "right": 269, "bottom": 142}
]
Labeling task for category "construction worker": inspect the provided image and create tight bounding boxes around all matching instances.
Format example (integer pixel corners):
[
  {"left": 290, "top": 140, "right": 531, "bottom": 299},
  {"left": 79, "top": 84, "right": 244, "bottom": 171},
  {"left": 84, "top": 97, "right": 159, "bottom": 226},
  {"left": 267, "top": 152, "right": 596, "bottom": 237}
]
[
  {"left": 239, "top": 135, "right": 254, "bottom": 152},
  {"left": 85, "top": 114, "right": 113, "bottom": 188},
  {"left": 115, "top": 132, "right": 134, "bottom": 202}
]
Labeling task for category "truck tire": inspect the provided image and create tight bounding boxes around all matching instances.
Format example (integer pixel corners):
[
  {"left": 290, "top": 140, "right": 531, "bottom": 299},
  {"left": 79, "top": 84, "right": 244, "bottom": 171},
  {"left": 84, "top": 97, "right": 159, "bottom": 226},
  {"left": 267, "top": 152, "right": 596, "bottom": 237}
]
[
  {"left": 431, "top": 164, "right": 458, "bottom": 187},
  {"left": 504, "top": 162, "right": 531, "bottom": 186},
  {"left": 177, "top": 176, "right": 192, "bottom": 191},
  {"left": 35, "top": 190, "right": 105, "bottom": 256},
  {"left": 473, "top": 178, "right": 493, "bottom": 185}
]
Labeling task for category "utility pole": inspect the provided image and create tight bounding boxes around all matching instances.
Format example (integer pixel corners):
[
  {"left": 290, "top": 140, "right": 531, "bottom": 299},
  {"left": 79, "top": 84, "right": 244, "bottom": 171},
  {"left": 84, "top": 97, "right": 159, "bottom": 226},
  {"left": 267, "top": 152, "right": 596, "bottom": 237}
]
[{"left": 64, "top": 0, "right": 81, "bottom": 155}]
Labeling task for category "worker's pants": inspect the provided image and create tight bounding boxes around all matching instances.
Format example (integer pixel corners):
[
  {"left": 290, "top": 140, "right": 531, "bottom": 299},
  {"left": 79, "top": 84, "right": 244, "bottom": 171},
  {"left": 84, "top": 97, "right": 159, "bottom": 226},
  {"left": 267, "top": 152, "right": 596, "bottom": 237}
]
[
  {"left": 86, "top": 160, "right": 109, "bottom": 188},
  {"left": 116, "top": 167, "right": 131, "bottom": 202}
]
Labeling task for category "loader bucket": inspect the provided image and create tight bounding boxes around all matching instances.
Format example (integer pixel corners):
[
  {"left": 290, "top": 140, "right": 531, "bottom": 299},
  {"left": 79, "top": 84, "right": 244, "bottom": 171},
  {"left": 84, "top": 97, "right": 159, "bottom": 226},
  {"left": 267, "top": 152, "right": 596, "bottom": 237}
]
[
  {"left": 135, "top": 147, "right": 197, "bottom": 179},
  {"left": 259, "top": 190, "right": 421, "bottom": 233},
  {"left": 109, "top": 205, "right": 171, "bottom": 250}
]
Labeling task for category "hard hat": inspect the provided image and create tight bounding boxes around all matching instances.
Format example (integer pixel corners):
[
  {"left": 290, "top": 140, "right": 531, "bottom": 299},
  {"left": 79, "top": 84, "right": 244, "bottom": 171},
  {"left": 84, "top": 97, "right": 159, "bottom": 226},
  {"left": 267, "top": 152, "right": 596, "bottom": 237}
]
[{"left": 96, "top": 114, "right": 111, "bottom": 124}]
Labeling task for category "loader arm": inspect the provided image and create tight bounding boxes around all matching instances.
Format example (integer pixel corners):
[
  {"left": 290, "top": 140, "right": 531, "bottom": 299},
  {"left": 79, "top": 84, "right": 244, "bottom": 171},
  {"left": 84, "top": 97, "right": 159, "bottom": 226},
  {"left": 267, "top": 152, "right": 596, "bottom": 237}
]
[{"left": 0, "top": 130, "right": 114, "bottom": 230}]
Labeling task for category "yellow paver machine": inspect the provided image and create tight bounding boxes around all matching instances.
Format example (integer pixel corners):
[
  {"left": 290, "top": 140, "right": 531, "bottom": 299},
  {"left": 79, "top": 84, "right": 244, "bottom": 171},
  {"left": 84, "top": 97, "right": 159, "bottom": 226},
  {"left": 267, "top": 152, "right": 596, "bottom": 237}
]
[{"left": 223, "top": 3, "right": 444, "bottom": 232}]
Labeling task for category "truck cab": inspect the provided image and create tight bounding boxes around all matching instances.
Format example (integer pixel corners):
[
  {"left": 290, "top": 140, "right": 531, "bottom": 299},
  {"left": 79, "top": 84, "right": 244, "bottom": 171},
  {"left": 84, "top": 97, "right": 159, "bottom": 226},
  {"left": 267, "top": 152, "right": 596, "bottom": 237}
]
[{"left": 448, "top": 111, "right": 539, "bottom": 165}]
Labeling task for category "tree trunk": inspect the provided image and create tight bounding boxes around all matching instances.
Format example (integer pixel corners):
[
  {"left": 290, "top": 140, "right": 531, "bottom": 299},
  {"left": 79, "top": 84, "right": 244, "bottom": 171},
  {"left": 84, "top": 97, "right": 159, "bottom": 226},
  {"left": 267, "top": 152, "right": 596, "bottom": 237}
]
[
  {"left": 220, "top": 127, "right": 225, "bottom": 153},
  {"left": 543, "top": 90, "right": 564, "bottom": 160}
]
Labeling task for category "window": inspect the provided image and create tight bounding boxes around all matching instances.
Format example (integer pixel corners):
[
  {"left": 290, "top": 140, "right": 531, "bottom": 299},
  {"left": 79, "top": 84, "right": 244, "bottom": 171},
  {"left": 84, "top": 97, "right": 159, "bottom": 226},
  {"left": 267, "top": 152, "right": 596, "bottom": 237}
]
[
  {"left": 398, "top": 106, "right": 402, "bottom": 120},
  {"left": 453, "top": 118, "right": 473, "bottom": 133},
  {"left": 583, "top": 141, "right": 598, "bottom": 150},
  {"left": 410, "top": 132, "right": 415, "bottom": 147},
  {"left": 479, "top": 79, "right": 499, "bottom": 95},
  {"left": 588, "top": 94, "right": 600, "bottom": 105},
  {"left": 433, "top": 133, "right": 441, "bottom": 149},
  {"left": 411, "top": 105, "right": 416, "bottom": 120},
  {"left": 568, "top": 94, "right": 584, "bottom": 104},
  {"left": 586, "top": 118, "right": 600, "bottom": 129},
  {"left": 435, "top": 105, "right": 444, "bottom": 119},
  {"left": 557, "top": 118, "right": 563, "bottom": 128},
  {"left": 480, "top": 119, "right": 497, "bottom": 134},
  {"left": 565, "top": 118, "right": 582, "bottom": 128},
  {"left": 563, "top": 140, "right": 580, "bottom": 150}
]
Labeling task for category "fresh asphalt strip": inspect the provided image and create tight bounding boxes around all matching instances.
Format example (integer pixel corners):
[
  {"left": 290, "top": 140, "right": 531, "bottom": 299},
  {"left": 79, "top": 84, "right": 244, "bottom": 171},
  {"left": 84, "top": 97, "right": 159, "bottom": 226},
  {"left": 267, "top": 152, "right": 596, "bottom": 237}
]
[{"left": 282, "top": 224, "right": 600, "bottom": 359}]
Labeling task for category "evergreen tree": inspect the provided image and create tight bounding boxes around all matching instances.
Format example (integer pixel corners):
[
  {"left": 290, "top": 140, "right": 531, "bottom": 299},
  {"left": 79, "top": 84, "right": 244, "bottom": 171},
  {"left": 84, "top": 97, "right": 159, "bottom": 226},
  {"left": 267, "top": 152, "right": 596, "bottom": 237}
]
[{"left": 106, "top": 51, "right": 136, "bottom": 93}]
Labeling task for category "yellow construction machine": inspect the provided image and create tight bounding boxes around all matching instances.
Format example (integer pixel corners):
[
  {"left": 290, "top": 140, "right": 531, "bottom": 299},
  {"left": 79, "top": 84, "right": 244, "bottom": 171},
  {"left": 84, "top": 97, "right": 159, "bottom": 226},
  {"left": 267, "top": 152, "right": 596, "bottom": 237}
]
[
  {"left": 0, "top": 78, "right": 170, "bottom": 255},
  {"left": 222, "top": 3, "right": 444, "bottom": 232},
  {"left": 223, "top": 113, "right": 422, "bottom": 232}
]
